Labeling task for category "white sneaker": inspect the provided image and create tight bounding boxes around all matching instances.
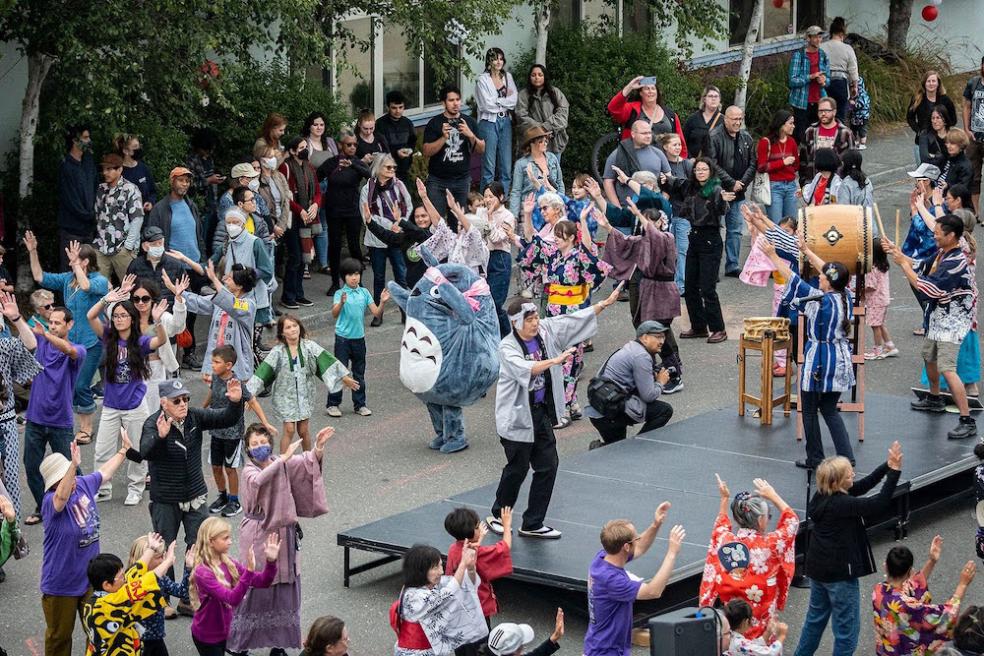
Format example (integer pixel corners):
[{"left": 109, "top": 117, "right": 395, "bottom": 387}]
[
  {"left": 355, "top": 406, "right": 373, "bottom": 416},
  {"left": 881, "top": 345, "right": 899, "bottom": 358},
  {"left": 124, "top": 491, "right": 142, "bottom": 506},
  {"left": 858, "top": 143, "right": 867, "bottom": 150},
  {"left": 325, "top": 406, "right": 342, "bottom": 418},
  {"left": 864, "top": 347, "right": 883, "bottom": 360},
  {"left": 96, "top": 489, "right": 112, "bottom": 502},
  {"left": 519, "top": 525, "right": 562, "bottom": 539}
]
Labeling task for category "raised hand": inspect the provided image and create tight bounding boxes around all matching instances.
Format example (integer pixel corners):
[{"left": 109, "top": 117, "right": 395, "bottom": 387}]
[
  {"left": 70, "top": 439, "right": 82, "bottom": 467},
  {"left": 611, "top": 165, "right": 629, "bottom": 185},
  {"left": 887, "top": 440, "right": 903, "bottom": 471},
  {"left": 315, "top": 426, "right": 335, "bottom": 450},
  {"left": 380, "top": 288, "right": 391, "bottom": 304},
  {"left": 415, "top": 178, "right": 427, "bottom": 198},
  {"left": 550, "top": 607, "right": 565, "bottom": 642},
  {"left": 0, "top": 291, "right": 20, "bottom": 321},
  {"left": 120, "top": 427, "right": 133, "bottom": 452},
  {"left": 66, "top": 240, "right": 82, "bottom": 265},
  {"left": 715, "top": 473, "right": 730, "bottom": 500},
  {"left": 156, "top": 412, "right": 174, "bottom": 439},
  {"left": 104, "top": 287, "right": 130, "bottom": 304},
  {"left": 667, "top": 525, "right": 686, "bottom": 554},
  {"left": 284, "top": 439, "right": 303, "bottom": 459},
  {"left": 120, "top": 274, "right": 137, "bottom": 294},
  {"left": 474, "top": 522, "right": 489, "bottom": 546},
  {"left": 929, "top": 534, "right": 943, "bottom": 562},
  {"left": 462, "top": 544, "right": 477, "bottom": 570},
  {"left": 147, "top": 532, "right": 165, "bottom": 553},
  {"left": 264, "top": 532, "right": 282, "bottom": 562},
  {"left": 205, "top": 259, "right": 219, "bottom": 284},
  {"left": 246, "top": 545, "right": 256, "bottom": 572},
  {"left": 225, "top": 378, "right": 243, "bottom": 403},
  {"left": 23, "top": 230, "right": 38, "bottom": 252},
  {"left": 752, "top": 478, "right": 776, "bottom": 501},
  {"left": 162, "top": 540, "right": 177, "bottom": 567},
  {"left": 960, "top": 560, "right": 977, "bottom": 586},
  {"left": 522, "top": 196, "right": 535, "bottom": 221},
  {"left": 654, "top": 501, "right": 671, "bottom": 526},
  {"left": 500, "top": 506, "right": 513, "bottom": 531},
  {"left": 151, "top": 299, "right": 168, "bottom": 322}
]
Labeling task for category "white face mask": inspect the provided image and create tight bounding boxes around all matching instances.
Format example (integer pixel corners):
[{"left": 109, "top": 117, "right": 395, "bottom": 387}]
[
  {"left": 148, "top": 245, "right": 165, "bottom": 259},
  {"left": 227, "top": 223, "right": 244, "bottom": 239},
  {"left": 247, "top": 178, "right": 260, "bottom": 192},
  {"left": 262, "top": 157, "right": 278, "bottom": 170}
]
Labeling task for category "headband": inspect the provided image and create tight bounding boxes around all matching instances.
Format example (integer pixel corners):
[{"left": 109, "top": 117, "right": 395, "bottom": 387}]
[{"left": 509, "top": 302, "right": 538, "bottom": 331}]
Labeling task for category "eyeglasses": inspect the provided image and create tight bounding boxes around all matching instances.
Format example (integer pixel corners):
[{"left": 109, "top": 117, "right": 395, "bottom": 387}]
[
  {"left": 111, "top": 313, "right": 131, "bottom": 320},
  {"left": 341, "top": 142, "right": 357, "bottom": 147},
  {"left": 41, "top": 304, "right": 54, "bottom": 311},
  {"left": 132, "top": 295, "right": 152, "bottom": 304},
  {"left": 242, "top": 195, "right": 255, "bottom": 203},
  {"left": 170, "top": 396, "right": 190, "bottom": 405}
]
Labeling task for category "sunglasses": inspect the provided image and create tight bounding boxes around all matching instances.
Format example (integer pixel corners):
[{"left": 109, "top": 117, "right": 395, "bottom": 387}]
[
  {"left": 170, "top": 396, "right": 190, "bottom": 405},
  {"left": 41, "top": 304, "right": 54, "bottom": 311},
  {"left": 132, "top": 295, "right": 153, "bottom": 304},
  {"left": 383, "top": 165, "right": 397, "bottom": 170}
]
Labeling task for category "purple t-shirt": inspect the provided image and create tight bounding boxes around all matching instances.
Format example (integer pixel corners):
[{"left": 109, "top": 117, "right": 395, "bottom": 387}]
[
  {"left": 41, "top": 472, "right": 103, "bottom": 596},
  {"left": 522, "top": 337, "right": 547, "bottom": 404},
  {"left": 25, "top": 338, "right": 86, "bottom": 429},
  {"left": 583, "top": 550, "right": 643, "bottom": 656},
  {"left": 103, "top": 334, "right": 152, "bottom": 410}
]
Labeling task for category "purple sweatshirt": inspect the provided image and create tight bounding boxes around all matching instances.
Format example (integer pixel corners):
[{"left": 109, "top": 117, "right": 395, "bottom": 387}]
[{"left": 190, "top": 559, "right": 277, "bottom": 644}]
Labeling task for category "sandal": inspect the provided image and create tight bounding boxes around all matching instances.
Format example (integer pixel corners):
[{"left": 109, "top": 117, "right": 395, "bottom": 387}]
[
  {"left": 74, "top": 431, "right": 92, "bottom": 445},
  {"left": 24, "top": 513, "right": 42, "bottom": 526}
]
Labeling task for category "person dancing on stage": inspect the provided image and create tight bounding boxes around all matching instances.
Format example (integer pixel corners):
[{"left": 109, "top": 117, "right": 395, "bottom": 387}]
[{"left": 759, "top": 239, "right": 855, "bottom": 469}]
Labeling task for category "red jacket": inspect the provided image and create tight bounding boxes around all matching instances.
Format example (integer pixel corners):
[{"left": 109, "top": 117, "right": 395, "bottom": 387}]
[
  {"left": 756, "top": 136, "right": 799, "bottom": 183},
  {"left": 445, "top": 540, "right": 513, "bottom": 616},
  {"left": 607, "top": 93, "right": 688, "bottom": 158}
]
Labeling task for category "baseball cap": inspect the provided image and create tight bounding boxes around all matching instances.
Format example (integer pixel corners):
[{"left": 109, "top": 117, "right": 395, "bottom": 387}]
[
  {"left": 636, "top": 320, "right": 669, "bottom": 338},
  {"left": 488, "top": 623, "right": 535, "bottom": 656},
  {"left": 169, "top": 166, "right": 193, "bottom": 180},
  {"left": 142, "top": 226, "right": 165, "bottom": 243},
  {"left": 231, "top": 162, "right": 259, "bottom": 179},
  {"left": 805, "top": 25, "right": 823, "bottom": 36},
  {"left": 100, "top": 153, "right": 123, "bottom": 169},
  {"left": 41, "top": 453, "right": 72, "bottom": 492},
  {"left": 158, "top": 378, "right": 190, "bottom": 400},
  {"left": 907, "top": 163, "right": 941, "bottom": 181}
]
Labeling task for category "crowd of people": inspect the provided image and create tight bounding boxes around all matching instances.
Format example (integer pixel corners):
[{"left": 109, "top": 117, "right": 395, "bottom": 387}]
[{"left": 0, "top": 14, "right": 982, "bottom": 656}]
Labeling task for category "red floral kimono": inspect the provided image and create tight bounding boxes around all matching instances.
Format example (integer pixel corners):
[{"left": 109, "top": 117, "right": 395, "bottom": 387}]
[{"left": 698, "top": 507, "right": 799, "bottom": 639}]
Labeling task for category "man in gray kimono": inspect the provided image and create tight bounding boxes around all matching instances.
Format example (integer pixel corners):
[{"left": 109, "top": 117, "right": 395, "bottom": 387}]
[{"left": 487, "top": 284, "right": 622, "bottom": 540}]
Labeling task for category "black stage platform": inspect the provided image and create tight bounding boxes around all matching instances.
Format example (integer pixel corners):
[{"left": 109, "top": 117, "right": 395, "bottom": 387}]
[{"left": 337, "top": 393, "right": 977, "bottom": 617}]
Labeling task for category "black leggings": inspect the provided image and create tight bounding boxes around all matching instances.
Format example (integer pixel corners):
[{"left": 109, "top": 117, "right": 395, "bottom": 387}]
[
  {"left": 801, "top": 390, "right": 854, "bottom": 466},
  {"left": 193, "top": 638, "right": 226, "bottom": 656},
  {"left": 328, "top": 213, "right": 364, "bottom": 287}
]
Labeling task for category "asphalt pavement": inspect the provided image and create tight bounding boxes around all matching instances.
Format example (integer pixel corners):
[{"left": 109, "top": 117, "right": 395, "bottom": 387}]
[{"left": 0, "top": 124, "right": 981, "bottom": 655}]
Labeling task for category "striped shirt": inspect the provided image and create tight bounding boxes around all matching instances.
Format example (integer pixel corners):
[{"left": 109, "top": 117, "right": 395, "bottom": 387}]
[{"left": 782, "top": 273, "right": 855, "bottom": 392}]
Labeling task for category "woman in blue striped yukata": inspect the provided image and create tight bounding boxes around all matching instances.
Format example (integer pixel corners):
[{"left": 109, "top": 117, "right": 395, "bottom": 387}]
[{"left": 760, "top": 238, "right": 856, "bottom": 471}]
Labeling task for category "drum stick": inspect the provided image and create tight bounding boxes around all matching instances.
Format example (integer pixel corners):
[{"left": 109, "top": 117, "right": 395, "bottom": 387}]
[
  {"left": 895, "top": 208, "right": 900, "bottom": 245},
  {"left": 873, "top": 204, "right": 887, "bottom": 242}
]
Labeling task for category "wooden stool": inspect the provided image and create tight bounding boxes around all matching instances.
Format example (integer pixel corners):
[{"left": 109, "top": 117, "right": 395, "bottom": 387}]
[{"left": 738, "top": 331, "right": 793, "bottom": 425}]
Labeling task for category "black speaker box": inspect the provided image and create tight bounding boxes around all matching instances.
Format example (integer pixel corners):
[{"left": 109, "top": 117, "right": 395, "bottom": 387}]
[{"left": 648, "top": 606, "right": 720, "bottom": 656}]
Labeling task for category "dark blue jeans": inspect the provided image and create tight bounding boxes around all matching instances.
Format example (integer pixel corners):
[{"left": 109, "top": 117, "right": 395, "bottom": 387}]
[
  {"left": 793, "top": 578, "right": 860, "bottom": 656},
  {"left": 369, "top": 246, "right": 407, "bottom": 304},
  {"left": 327, "top": 336, "right": 367, "bottom": 409},
  {"left": 801, "top": 390, "right": 854, "bottom": 466},
  {"left": 73, "top": 340, "right": 103, "bottom": 415},
  {"left": 425, "top": 175, "right": 471, "bottom": 232},
  {"left": 24, "top": 421, "right": 75, "bottom": 513},
  {"left": 487, "top": 249, "right": 512, "bottom": 336},
  {"left": 282, "top": 224, "right": 305, "bottom": 303}
]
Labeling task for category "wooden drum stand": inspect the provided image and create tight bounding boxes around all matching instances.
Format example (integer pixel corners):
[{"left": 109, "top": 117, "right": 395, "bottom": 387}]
[{"left": 738, "top": 318, "right": 793, "bottom": 425}]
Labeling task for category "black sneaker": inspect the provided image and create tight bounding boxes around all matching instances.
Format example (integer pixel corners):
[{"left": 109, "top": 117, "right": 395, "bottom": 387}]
[
  {"left": 280, "top": 299, "right": 300, "bottom": 310},
  {"left": 519, "top": 525, "right": 562, "bottom": 539},
  {"left": 221, "top": 499, "right": 242, "bottom": 517},
  {"left": 948, "top": 418, "right": 978, "bottom": 440},
  {"left": 662, "top": 377, "right": 684, "bottom": 394},
  {"left": 209, "top": 492, "right": 229, "bottom": 514},
  {"left": 795, "top": 459, "right": 819, "bottom": 470},
  {"left": 182, "top": 352, "right": 203, "bottom": 370},
  {"left": 911, "top": 395, "right": 946, "bottom": 413},
  {"left": 588, "top": 439, "right": 605, "bottom": 450},
  {"left": 296, "top": 297, "right": 314, "bottom": 307},
  {"left": 327, "top": 284, "right": 340, "bottom": 297},
  {"left": 370, "top": 316, "right": 383, "bottom": 327}
]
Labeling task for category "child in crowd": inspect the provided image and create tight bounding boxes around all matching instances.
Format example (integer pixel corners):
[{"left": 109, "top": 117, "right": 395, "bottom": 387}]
[
  {"left": 872, "top": 538, "right": 974, "bottom": 655},
  {"left": 851, "top": 76, "right": 871, "bottom": 150},
  {"left": 190, "top": 517, "right": 280, "bottom": 656},
  {"left": 391, "top": 544, "right": 488, "bottom": 656},
  {"left": 127, "top": 534, "right": 196, "bottom": 656},
  {"left": 248, "top": 315, "right": 357, "bottom": 453},
  {"left": 417, "top": 189, "right": 490, "bottom": 275},
  {"left": 28, "top": 289, "right": 55, "bottom": 330},
  {"left": 723, "top": 598, "right": 787, "bottom": 655},
  {"left": 864, "top": 242, "right": 898, "bottom": 360},
  {"left": 203, "top": 345, "right": 275, "bottom": 517},
  {"left": 327, "top": 258, "right": 388, "bottom": 418},
  {"left": 83, "top": 533, "right": 174, "bottom": 656},
  {"left": 444, "top": 507, "right": 515, "bottom": 655},
  {"left": 182, "top": 260, "right": 258, "bottom": 382}
]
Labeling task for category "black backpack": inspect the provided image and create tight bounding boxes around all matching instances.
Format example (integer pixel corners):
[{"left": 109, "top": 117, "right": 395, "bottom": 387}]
[{"left": 587, "top": 350, "right": 628, "bottom": 419}]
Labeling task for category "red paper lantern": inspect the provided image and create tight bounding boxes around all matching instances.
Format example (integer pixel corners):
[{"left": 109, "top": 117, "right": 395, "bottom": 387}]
[
  {"left": 921, "top": 4, "right": 939, "bottom": 21},
  {"left": 772, "top": 0, "right": 784, "bottom": 8}
]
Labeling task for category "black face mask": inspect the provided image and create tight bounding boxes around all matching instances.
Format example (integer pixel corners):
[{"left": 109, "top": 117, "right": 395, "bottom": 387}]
[
  {"left": 297, "top": 149, "right": 309, "bottom": 161},
  {"left": 131, "top": 148, "right": 143, "bottom": 160}
]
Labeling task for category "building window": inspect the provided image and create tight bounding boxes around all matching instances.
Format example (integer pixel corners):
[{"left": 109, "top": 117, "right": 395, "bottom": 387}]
[
  {"left": 383, "top": 26, "right": 421, "bottom": 111},
  {"left": 621, "top": 0, "right": 653, "bottom": 35},
  {"left": 334, "top": 16, "right": 375, "bottom": 115},
  {"left": 729, "top": 0, "right": 825, "bottom": 46},
  {"left": 554, "top": 0, "right": 579, "bottom": 27},
  {"left": 582, "top": 0, "right": 615, "bottom": 32}
]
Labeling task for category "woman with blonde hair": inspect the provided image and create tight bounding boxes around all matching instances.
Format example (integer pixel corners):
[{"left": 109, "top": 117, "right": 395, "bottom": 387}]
[
  {"left": 355, "top": 109, "right": 388, "bottom": 163},
  {"left": 189, "top": 516, "right": 280, "bottom": 656},
  {"left": 793, "top": 442, "right": 904, "bottom": 656}
]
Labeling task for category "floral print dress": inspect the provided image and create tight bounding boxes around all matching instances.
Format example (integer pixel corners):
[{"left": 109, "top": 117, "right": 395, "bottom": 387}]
[
  {"left": 871, "top": 573, "right": 961, "bottom": 655},
  {"left": 518, "top": 235, "right": 610, "bottom": 412},
  {"left": 698, "top": 507, "right": 800, "bottom": 640}
]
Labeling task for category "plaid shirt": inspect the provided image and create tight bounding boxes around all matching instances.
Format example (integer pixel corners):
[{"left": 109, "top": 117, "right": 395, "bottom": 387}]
[{"left": 788, "top": 48, "right": 830, "bottom": 110}]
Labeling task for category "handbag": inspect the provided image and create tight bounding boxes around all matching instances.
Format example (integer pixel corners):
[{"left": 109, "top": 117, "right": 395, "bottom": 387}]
[
  {"left": 750, "top": 138, "right": 772, "bottom": 206},
  {"left": 587, "top": 350, "right": 628, "bottom": 419}
]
